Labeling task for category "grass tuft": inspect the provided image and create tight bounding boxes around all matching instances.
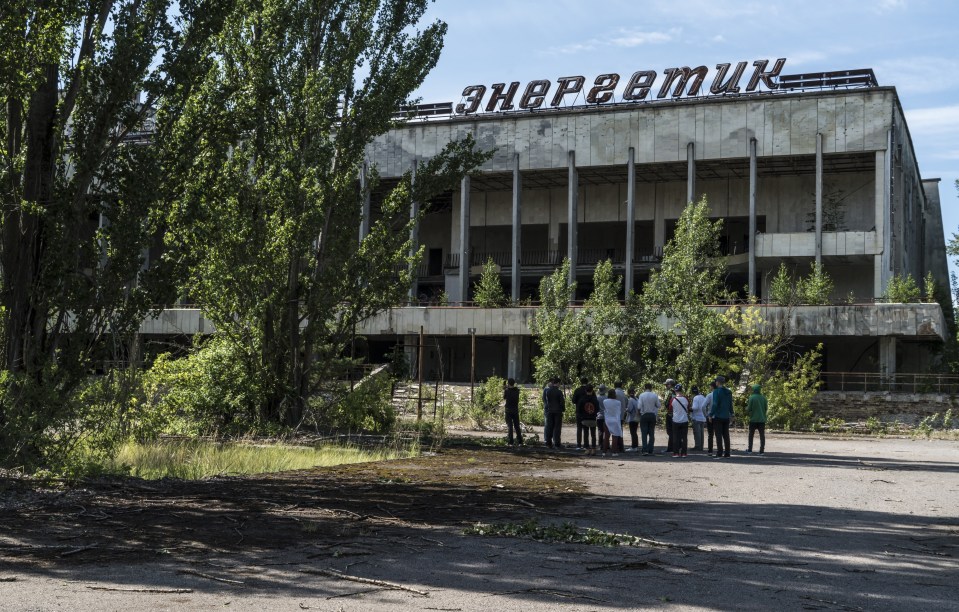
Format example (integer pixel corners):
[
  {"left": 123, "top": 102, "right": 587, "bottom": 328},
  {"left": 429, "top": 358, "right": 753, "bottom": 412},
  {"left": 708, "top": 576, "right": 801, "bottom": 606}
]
[{"left": 111, "top": 440, "right": 417, "bottom": 480}]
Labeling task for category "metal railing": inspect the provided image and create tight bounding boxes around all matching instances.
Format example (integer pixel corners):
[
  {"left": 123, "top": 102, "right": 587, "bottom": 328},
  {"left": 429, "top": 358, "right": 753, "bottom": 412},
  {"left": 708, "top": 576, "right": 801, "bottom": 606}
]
[
  {"left": 818, "top": 371, "right": 959, "bottom": 394},
  {"left": 444, "top": 247, "right": 665, "bottom": 270}
]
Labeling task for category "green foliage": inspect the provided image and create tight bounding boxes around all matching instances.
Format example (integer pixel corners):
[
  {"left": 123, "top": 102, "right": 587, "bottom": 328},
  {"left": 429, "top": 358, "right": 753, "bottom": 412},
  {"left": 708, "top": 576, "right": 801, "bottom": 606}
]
[
  {"left": 884, "top": 274, "right": 921, "bottom": 303},
  {"left": 473, "top": 258, "right": 507, "bottom": 307},
  {"left": 531, "top": 260, "right": 588, "bottom": 386},
  {"left": 769, "top": 262, "right": 834, "bottom": 306},
  {"left": 583, "top": 260, "right": 634, "bottom": 384},
  {"left": 318, "top": 371, "right": 396, "bottom": 434},
  {"left": 924, "top": 271, "right": 937, "bottom": 303}
]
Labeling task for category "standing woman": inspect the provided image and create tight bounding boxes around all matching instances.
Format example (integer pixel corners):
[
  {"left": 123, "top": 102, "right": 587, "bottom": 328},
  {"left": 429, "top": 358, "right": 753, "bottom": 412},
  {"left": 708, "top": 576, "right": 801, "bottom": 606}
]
[
  {"left": 603, "top": 389, "right": 624, "bottom": 456},
  {"left": 670, "top": 384, "right": 691, "bottom": 458},
  {"left": 690, "top": 386, "right": 708, "bottom": 452},
  {"left": 662, "top": 378, "right": 676, "bottom": 454}
]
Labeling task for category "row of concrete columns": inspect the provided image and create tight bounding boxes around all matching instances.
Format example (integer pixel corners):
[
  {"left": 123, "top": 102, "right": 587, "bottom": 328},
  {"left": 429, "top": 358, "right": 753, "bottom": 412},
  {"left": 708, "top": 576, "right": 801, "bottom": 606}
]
[{"left": 360, "top": 134, "right": 892, "bottom": 304}]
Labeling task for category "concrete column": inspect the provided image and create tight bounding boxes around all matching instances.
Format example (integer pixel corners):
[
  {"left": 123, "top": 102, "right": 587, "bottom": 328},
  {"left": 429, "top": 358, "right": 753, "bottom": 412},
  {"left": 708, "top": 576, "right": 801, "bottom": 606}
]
[
  {"left": 359, "top": 160, "right": 370, "bottom": 242},
  {"left": 881, "top": 130, "right": 893, "bottom": 295},
  {"left": 507, "top": 335, "right": 524, "bottom": 381},
  {"left": 879, "top": 336, "right": 897, "bottom": 379},
  {"left": 511, "top": 154, "right": 521, "bottom": 302},
  {"left": 653, "top": 185, "right": 665, "bottom": 253},
  {"left": 748, "top": 138, "right": 757, "bottom": 296},
  {"left": 459, "top": 175, "right": 470, "bottom": 303},
  {"left": 625, "top": 147, "right": 636, "bottom": 296},
  {"left": 815, "top": 133, "right": 823, "bottom": 266},
  {"left": 568, "top": 150, "right": 578, "bottom": 290},
  {"left": 874, "top": 150, "right": 885, "bottom": 299},
  {"left": 408, "top": 161, "right": 419, "bottom": 302},
  {"left": 686, "top": 142, "right": 695, "bottom": 204}
]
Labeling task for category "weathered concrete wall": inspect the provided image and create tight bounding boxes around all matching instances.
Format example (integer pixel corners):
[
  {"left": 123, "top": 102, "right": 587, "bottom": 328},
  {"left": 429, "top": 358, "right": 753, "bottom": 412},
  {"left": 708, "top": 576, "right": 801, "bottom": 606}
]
[
  {"left": 811, "top": 391, "right": 956, "bottom": 423},
  {"left": 369, "top": 90, "right": 895, "bottom": 175}
]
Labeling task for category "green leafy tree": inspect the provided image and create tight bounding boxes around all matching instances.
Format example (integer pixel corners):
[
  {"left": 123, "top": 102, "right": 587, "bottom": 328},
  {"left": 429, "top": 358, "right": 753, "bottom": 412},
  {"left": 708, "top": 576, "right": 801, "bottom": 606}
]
[
  {"left": 473, "top": 257, "right": 506, "bottom": 307},
  {"left": 798, "top": 262, "right": 834, "bottom": 305},
  {"left": 884, "top": 273, "right": 921, "bottom": 303},
  {"left": 531, "top": 259, "right": 588, "bottom": 386},
  {"left": 582, "top": 259, "right": 633, "bottom": 384},
  {"left": 163, "top": 1, "right": 489, "bottom": 428},
  {"left": 769, "top": 264, "right": 799, "bottom": 306},
  {"left": 641, "top": 197, "right": 727, "bottom": 389},
  {"left": 0, "top": 0, "right": 232, "bottom": 467}
]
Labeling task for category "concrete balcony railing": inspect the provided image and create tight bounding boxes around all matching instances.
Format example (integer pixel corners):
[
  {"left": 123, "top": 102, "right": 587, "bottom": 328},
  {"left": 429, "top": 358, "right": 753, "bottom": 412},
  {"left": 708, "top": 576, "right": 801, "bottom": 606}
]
[{"left": 754, "top": 231, "right": 879, "bottom": 258}]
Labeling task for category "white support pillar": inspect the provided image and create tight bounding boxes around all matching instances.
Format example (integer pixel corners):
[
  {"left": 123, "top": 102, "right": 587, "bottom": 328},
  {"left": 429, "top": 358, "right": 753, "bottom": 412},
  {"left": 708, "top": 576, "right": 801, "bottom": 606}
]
[
  {"left": 748, "top": 138, "right": 757, "bottom": 296},
  {"left": 625, "top": 147, "right": 636, "bottom": 296},
  {"left": 511, "top": 154, "right": 522, "bottom": 302},
  {"left": 567, "top": 150, "right": 578, "bottom": 291},
  {"left": 459, "top": 175, "right": 470, "bottom": 304},
  {"left": 359, "top": 160, "right": 370, "bottom": 243},
  {"left": 815, "top": 133, "right": 823, "bottom": 266},
  {"left": 686, "top": 142, "right": 696, "bottom": 204},
  {"left": 408, "top": 160, "right": 419, "bottom": 303},
  {"left": 881, "top": 129, "right": 893, "bottom": 295}
]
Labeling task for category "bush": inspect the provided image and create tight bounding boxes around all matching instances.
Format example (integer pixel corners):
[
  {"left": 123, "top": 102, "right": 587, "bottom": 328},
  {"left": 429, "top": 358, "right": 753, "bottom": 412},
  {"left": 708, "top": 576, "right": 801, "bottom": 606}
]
[
  {"left": 884, "top": 274, "right": 921, "bottom": 303},
  {"left": 318, "top": 371, "right": 396, "bottom": 434}
]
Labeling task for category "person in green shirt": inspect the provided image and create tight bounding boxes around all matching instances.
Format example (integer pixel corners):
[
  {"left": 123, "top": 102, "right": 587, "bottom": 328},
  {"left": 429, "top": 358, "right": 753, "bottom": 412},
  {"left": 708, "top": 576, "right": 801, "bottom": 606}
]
[{"left": 746, "top": 384, "right": 768, "bottom": 455}]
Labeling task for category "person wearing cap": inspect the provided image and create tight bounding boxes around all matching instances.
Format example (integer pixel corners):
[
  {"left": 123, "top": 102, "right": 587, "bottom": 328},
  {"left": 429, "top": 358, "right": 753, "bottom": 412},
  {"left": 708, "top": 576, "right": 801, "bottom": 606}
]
[
  {"left": 637, "top": 382, "right": 661, "bottom": 455},
  {"left": 669, "top": 383, "right": 691, "bottom": 457},
  {"left": 661, "top": 378, "right": 676, "bottom": 454},
  {"left": 710, "top": 375, "right": 734, "bottom": 458},
  {"left": 690, "top": 386, "right": 708, "bottom": 452},
  {"left": 746, "top": 384, "right": 769, "bottom": 454}
]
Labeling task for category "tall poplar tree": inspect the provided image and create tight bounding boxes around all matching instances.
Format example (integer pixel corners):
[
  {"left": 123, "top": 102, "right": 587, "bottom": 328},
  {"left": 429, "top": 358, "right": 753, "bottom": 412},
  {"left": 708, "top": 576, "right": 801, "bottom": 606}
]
[{"left": 164, "top": 0, "right": 487, "bottom": 426}]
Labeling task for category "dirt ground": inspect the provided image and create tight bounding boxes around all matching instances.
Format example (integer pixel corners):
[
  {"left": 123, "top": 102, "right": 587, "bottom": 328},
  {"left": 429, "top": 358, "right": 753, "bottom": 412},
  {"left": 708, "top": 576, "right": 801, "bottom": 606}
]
[{"left": 1, "top": 430, "right": 957, "bottom": 611}]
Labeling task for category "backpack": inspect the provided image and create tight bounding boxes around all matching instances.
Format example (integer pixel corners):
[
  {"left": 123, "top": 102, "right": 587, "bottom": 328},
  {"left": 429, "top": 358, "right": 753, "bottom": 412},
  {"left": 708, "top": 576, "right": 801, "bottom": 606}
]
[{"left": 583, "top": 399, "right": 597, "bottom": 417}]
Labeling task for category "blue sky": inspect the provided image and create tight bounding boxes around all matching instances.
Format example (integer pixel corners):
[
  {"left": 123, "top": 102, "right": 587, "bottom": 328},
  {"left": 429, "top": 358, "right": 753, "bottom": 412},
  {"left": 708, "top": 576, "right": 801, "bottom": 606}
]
[{"left": 413, "top": 0, "right": 958, "bottom": 280}]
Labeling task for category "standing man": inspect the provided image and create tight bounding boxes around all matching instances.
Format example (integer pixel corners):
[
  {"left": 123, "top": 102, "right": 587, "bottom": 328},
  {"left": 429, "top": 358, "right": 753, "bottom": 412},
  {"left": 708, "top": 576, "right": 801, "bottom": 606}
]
[
  {"left": 690, "top": 386, "right": 708, "bottom": 452},
  {"left": 746, "top": 384, "right": 768, "bottom": 455},
  {"left": 543, "top": 377, "right": 566, "bottom": 450},
  {"left": 710, "top": 375, "right": 733, "bottom": 458},
  {"left": 661, "top": 378, "right": 676, "bottom": 454},
  {"left": 638, "top": 383, "right": 660, "bottom": 455},
  {"left": 624, "top": 388, "right": 640, "bottom": 452},
  {"left": 705, "top": 381, "right": 717, "bottom": 456},
  {"left": 572, "top": 377, "right": 589, "bottom": 450},
  {"left": 504, "top": 378, "right": 523, "bottom": 449}
]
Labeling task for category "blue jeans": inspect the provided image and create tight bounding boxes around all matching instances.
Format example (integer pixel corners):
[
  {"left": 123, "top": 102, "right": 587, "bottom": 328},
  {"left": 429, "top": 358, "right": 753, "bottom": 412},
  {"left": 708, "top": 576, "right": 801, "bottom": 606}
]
[{"left": 640, "top": 413, "right": 657, "bottom": 453}]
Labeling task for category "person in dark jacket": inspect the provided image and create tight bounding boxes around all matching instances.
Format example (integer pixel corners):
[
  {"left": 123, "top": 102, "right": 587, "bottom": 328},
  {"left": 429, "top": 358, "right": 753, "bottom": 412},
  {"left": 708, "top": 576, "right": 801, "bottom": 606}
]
[
  {"left": 709, "top": 375, "right": 734, "bottom": 458},
  {"left": 746, "top": 384, "right": 768, "bottom": 454},
  {"left": 661, "top": 378, "right": 676, "bottom": 454},
  {"left": 576, "top": 384, "right": 600, "bottom": 455},
  {"left": 504, "top": 378, "right": 523, "bottom": 449},
  {"left": 572, "top": 377, "right": 589, "bottom": 450},
  {"left": 543, "top": 377, "right": 566, "bottom": 449}
]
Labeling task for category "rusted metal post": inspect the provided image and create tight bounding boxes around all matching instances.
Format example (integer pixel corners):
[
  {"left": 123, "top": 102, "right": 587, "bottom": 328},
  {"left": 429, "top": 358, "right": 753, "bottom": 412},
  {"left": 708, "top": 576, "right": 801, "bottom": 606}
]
[{"left": 417, "top": 325, "right": 424, "bottom": 421}]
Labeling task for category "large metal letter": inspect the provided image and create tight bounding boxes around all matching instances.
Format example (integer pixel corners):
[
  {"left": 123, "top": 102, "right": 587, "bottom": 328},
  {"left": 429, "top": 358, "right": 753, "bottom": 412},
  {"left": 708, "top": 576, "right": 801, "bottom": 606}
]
[
  {"left": 815, "top": 133, "right": 823, "bottom": 265},
  {"left": 587, "top": 74, "right": 620, "bottom": 104},
  {"left": 568, "top": 150, "right": 578, "bottom": 293},
  {"left": 359, "top": 160, "right": 370, "bottom": 242},
  {"left": 623, "top": 70, "right": 657, "bottom": 101},
  {"left": 459, "top": 175, "right": 471, "bottom": 303},
  {"left": 520, "top": 80, "right": 551, "bottom": 110},
  {"left": 657, "top": 66, "right": 709, "bottom": 98},
  {"left": 455, "top": 85, "right": 486, "bottom": 114},
  {"left": 710, "top": 62, "right": 748, "bottom": 94},
  {"left": 486, "top": 82, "right": 520, "bottom": 112},
  {"left": 625, "top": 147, "right": 636, "bottom": 296},
  {"left": 687, "top": 142, "right": 695, "bottom": 204},
  {"left": 746, "top": 58, "right": 786, "bottom": 91},
  {"left": 550, "top": 76, "right": 585, "bottom": 106},
  {"left": 512, "top": 154, "right": 522, "bottom": 301},
  {"left": 748, "top": 138, "right": 757, "bottom": 296},
  {"left": 408, "top": 160, "right": 419, "bottom": 302}
]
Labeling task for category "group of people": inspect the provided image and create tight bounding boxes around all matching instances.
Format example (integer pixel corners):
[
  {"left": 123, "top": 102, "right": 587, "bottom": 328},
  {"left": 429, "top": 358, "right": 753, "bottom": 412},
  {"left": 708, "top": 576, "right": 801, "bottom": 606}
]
[{"left": 502, "top": 376, "right": 769, "bottom": 457}]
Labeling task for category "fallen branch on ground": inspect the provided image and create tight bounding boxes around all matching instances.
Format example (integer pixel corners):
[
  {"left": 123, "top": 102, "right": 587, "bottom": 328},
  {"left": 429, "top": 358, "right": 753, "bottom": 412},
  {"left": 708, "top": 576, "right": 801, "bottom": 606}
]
[
  {"left": 177, "top": 569, "right": 245, "bottom": 585},
  {"left": 86, "top": 586, "right": 194, "bottom": 594},
  {"left": 301, "top": 568, "right": 429, "bottom": 596}
]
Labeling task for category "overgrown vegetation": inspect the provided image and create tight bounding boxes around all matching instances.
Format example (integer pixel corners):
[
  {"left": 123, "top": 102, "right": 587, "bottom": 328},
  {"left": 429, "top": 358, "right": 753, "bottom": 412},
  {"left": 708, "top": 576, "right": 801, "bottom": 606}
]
[
  {"left": 768, "top": 262, "right": 834, "bottom": 306},
  {"left": 473, "top": 258, "right": 507, "bottom": 307},
  {"left": 884, "top": 273, "right": 921, "bottom": 303}
]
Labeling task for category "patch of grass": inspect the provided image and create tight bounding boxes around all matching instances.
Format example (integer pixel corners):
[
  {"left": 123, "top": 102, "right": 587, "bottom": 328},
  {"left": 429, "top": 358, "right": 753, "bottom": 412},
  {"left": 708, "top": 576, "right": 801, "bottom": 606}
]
[
  {"left": 110, "top": 440, "right": 418, "bottom": 480},
  {"left": 465, "top": 519, "right": 645, "bottom": 547}
]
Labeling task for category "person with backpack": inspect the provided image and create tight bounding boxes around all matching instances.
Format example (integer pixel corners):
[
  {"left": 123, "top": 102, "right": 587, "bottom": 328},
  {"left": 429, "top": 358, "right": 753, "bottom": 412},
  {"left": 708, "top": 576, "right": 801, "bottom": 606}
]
[
  {"left": 602, "top": 388, "right": 624, "bottom": 456},
  {"left": 624, "top": 387, "right": 640, "bottom": 452},
  {"left": 576, "top": 384, "right": 600, "bottom": 456},
  {"left": 638, "top": 382, "right": 661, "bottom": 455},
  {"left": 746, "top": 384, "right": 769, "bottom": 455},
  {"left": 503, "top": 378, "right": 523, "bottom": 449},
  {"left": 690, "top": 386, "right": 708, "bottom": 452},
  {"left": 710, "top": 375, "right": 734, "bottom": 458},
  {"left": 670, "top": 384, "right": 691, "bottom": 457},
  {"left": 543, "top": 377, "right": 566, "bottom": 449}
]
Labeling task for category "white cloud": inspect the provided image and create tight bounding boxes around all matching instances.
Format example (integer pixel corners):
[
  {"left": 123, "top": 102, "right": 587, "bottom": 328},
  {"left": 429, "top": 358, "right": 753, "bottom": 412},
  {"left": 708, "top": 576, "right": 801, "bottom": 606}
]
[
  {"left": 874, "top": 56, "right": 959, "bottom": 95},
  {"left": 876, "top": 0, "right": 907, "bottom": 13},
  {"left": 610, "top": 28, "right": 679, "bottom": 48},
  {"left": 905, "top": 105, "right": 959, "bottom": 135}
]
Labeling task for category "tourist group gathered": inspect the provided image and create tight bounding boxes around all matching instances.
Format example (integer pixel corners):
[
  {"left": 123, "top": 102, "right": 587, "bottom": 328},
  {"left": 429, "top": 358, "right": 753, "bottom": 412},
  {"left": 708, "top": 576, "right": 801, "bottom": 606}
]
[{"left": 502, "top": 376, "right": 769, "bottom": 457}]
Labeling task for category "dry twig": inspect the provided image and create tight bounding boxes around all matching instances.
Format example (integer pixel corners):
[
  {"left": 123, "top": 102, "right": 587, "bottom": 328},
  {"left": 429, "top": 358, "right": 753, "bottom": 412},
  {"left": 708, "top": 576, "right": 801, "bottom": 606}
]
[
  {"left": 301, "top": 568, "right": 429, "bottom": 596},
  {"left": 177, "top": 568, "right": 245, "bottom": 585}
]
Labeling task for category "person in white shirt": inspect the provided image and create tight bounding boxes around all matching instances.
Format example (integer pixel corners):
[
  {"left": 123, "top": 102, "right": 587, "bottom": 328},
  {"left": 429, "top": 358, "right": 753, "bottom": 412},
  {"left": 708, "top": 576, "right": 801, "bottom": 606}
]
[
  {"left": 637, "top": 383, "right": 661, "bottom": 455},
  {"left": 602, "top": 389, "right": 624, "bottom": 456},
  {"left": 690, "top": 386, "right": 708, "bottom": 452},
  {"left": 670, "top": 384, "right": 691, "bottom": 457}
]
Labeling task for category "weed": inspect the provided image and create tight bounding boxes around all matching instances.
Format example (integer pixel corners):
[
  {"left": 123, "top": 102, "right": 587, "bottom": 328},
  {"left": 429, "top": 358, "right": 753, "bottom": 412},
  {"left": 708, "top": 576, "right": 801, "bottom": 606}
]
[{"left": 465, "top": 519, "right": 650, "bottom": 548}]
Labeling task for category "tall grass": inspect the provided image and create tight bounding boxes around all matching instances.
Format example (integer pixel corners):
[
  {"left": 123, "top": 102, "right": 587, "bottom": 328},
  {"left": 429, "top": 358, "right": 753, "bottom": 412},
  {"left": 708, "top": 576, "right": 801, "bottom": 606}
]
[{"left": 111, "top": 440, "right": 418, "bottom": 480}]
